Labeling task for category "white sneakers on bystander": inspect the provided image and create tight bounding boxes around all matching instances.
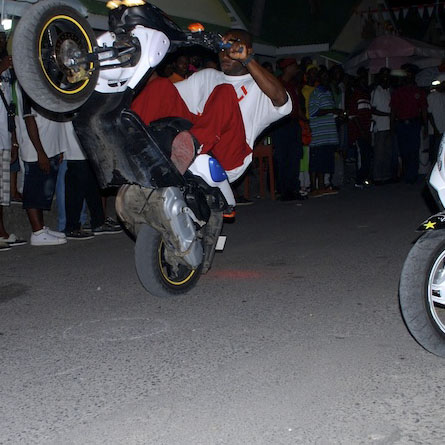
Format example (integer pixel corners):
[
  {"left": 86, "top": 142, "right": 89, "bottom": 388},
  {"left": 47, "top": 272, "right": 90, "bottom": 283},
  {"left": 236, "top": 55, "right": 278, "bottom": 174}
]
[
  {"left": 43, "top": 226, "right": 67, "bottom": 239},
  {"left": 0, "top": 240, "right": 11, "bottom": 251},
  {"left": 31, "top": 228, "right": 67, "bottom": 246}
]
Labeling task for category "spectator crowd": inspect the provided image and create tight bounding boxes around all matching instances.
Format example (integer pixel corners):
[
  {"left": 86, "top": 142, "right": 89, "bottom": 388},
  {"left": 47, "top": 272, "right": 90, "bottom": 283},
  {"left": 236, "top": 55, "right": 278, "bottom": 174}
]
[{"left": 1, "top": 26, "right": 444, "bottom": 252}]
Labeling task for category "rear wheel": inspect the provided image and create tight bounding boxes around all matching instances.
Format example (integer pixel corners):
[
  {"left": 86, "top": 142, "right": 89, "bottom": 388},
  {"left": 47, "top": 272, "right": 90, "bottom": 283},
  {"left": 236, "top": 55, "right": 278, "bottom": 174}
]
[
  {"left": 135, "top": 224, "right": 202, "bottom": 298},
  {"left": 12, "top": 0, "right": 98, "bottom": 113},
  {"left": 399, "top": 230, "right": 445, "bottom": 356}
]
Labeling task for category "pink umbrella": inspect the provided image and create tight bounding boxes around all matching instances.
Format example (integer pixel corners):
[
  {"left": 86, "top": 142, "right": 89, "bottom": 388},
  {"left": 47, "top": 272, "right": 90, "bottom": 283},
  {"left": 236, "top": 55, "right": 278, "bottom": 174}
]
[{"left": 344, "top": 35, "right": 445, "bottom": 74}]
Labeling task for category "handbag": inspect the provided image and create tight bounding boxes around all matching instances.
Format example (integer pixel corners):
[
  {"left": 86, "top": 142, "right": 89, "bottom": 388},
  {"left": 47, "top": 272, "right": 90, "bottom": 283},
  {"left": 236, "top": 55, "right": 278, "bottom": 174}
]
[{"left": 0, "top": 87, "right": 15, "bottom": 132}]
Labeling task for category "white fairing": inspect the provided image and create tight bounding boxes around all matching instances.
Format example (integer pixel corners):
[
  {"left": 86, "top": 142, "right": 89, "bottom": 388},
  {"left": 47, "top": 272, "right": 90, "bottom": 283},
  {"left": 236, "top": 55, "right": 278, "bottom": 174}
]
[
  {"left": 430, "top": 135, "right": 445, "bottom": 205},
  {"left": 188, "top": 155, "right": 236, "bottom": 207},
  {"left": 95, "top": 26, "right": 170, "bottom": 93}
]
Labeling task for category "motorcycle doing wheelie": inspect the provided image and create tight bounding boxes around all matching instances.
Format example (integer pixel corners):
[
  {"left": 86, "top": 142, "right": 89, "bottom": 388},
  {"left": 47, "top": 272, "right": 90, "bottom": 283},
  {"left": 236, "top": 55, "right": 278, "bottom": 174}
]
[
  {"left": 12, "top": 0, "right": 236, "bottom": 297},
  {"left": 399, "top": 134, "right": 445, "bottom": 356}
]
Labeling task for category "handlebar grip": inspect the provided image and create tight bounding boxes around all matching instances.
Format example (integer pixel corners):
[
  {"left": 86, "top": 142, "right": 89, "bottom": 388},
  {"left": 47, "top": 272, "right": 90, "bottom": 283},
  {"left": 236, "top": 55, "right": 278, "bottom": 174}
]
[{"left": 219, "top": 42, "right": 244, "bottom": 53}]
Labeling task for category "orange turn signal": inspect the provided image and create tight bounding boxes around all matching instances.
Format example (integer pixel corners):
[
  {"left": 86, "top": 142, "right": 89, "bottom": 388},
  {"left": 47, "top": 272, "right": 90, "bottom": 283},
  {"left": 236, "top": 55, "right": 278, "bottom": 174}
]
[{"left": 188, "top": 22, "right": 205, "bottom": 33}]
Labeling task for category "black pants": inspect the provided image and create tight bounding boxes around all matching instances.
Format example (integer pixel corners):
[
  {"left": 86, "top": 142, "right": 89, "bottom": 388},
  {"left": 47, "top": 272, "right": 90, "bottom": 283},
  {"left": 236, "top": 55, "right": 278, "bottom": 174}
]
[
  {"left": 273, "top": 118, "right": 302, "bottom": 196},
  {"left": 65, "top": 160, "right": 105, "bottom": 232},
  {"left": 355, "top": 137, "right": 373, "bottom": 184}
]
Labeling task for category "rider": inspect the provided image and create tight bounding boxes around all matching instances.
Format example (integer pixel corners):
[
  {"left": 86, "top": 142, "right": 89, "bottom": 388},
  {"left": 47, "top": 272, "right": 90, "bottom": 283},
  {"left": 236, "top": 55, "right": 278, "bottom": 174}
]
[{"left": 131, "top": 29, "right": 292, "bottom": 182}]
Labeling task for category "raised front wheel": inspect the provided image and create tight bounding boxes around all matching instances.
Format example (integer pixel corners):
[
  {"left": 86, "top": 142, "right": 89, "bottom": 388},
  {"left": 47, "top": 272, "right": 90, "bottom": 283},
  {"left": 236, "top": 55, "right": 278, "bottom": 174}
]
[{"left": 12, "top": 0, "right": 98, "bottom": 113}]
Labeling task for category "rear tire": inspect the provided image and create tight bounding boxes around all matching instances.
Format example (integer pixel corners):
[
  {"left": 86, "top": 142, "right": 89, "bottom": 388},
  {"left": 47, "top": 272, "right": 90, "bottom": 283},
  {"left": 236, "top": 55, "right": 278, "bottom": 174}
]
[
  {"left": 12, "top": 0, "right": 98, "bottom": 113},
  {"left": 399, "top": 230, "right": 445, "bottom": 356},
  {"left": 135, "top": 224, "right": 202, "bottom": 298}
]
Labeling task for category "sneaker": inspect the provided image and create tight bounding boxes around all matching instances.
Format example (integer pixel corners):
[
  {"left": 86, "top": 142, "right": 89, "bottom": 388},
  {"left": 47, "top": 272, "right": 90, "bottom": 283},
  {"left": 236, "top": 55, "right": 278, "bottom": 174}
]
[
  {"left": 0, "top": 233, "right": 27, "bottom": 246},
  {"left": 309, "top": 189, "right": 325, "bottom": 198},
  {"left": 0, "top": 240, "right": 11, "bottom": 251},
  {"left": 235, "top": 196, "right": 253, "bottom": 206},
  {"left": 31, "top": 229, "right": 67, "bottom": 246},
  {"left": 320, "top": 187, "right": 339, "bottom": 196},
  {"left": 92, "top": 223, "right": 123, "bottom": 235},
  {"left": 44, "top": 226, "right": 66, "bottom": 239},
  {"left": 105, "top": 217, "right": 122, "bottom": 229},
  {"left": 65, "top": 230, "right": 95, "bottom": 240}
]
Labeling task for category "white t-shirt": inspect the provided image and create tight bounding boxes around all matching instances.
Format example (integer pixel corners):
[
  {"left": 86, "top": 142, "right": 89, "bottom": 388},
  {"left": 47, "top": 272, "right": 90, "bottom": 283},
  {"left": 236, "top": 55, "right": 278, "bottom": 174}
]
[
  {"left": 371, "top": 85, "right": 391, "bottom": 132},
  {"left": 428, "top": 90, "right": 445, "bottom": 135},
  {"left": 0, "top": 69, "right": 12, "bottom": 150},
  {"left": 174, "top": 68, "right": 292, "bottom": 149},
  {"left": 61, "top": 121, "right": 86, "bottom": 161},
  {"left": 15, "top": 84, "right": 65, "bottom": 162}
]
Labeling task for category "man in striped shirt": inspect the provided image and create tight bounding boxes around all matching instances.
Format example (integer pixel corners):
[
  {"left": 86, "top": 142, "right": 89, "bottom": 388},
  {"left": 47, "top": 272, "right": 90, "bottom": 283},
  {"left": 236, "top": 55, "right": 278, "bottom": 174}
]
[{"left": 309, "top": 70, "right": 343, "bottom": 197}]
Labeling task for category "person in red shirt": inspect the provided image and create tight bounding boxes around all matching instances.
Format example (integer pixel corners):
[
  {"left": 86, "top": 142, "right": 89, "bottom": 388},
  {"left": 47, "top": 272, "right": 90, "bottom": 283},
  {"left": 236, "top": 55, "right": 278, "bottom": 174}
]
[{"left": 390, "top": 65, "right": 428, "bottom": 184}]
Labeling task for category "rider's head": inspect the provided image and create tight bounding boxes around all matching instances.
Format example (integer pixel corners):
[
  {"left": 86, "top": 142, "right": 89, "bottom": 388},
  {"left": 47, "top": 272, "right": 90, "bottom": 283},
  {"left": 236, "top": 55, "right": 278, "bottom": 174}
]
[{"left": 218, "top": 29, "right": 252, "bottom": 76}]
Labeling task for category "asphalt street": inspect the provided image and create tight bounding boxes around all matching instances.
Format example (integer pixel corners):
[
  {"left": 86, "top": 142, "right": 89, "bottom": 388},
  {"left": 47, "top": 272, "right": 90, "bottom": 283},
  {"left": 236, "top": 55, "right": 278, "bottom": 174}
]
[{"left": 1, "top": 181, "right": 444, "bottom": 445}]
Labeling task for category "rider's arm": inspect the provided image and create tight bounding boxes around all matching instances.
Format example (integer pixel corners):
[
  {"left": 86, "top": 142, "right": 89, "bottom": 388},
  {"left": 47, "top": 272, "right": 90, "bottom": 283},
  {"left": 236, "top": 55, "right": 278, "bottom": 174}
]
[
  {"left": 243, "top": 59, "right": 289, "bottom": 107},
  {"left": 226, "top": 40, "right": 288, "bottom": 107}
]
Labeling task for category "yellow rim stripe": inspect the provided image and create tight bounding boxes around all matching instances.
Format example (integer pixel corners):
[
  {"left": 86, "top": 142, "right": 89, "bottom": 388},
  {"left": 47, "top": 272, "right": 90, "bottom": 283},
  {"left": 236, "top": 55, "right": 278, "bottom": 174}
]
[
  {"left": 158, "top": 242, "right": 196, "bottom": 286},
  {"left": 38, "top": 15, "right": 93, "bottom": 95}
]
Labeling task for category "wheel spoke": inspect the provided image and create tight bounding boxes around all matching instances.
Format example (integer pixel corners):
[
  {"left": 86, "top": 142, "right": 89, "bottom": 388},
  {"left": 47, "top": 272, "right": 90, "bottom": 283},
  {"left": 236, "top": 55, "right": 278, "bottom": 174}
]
[
  {"left": 46, "top": 24, "right": 60, "bottom": 47},
  {"left": 431, "top": 275, "right": 445, "bottom": 304}
]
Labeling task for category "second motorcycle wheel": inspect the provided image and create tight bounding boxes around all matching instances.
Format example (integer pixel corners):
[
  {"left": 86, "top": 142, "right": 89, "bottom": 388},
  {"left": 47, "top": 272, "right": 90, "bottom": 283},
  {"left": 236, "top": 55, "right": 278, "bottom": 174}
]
[
  {"left": 135, "top": 224, "right": 202, "bottom": 298},
  {"left": 12, "top": 0, "right": 99, "bottom": 113},
  {"left": 399, "top": 230, "right": 445, "bottom": 357}
]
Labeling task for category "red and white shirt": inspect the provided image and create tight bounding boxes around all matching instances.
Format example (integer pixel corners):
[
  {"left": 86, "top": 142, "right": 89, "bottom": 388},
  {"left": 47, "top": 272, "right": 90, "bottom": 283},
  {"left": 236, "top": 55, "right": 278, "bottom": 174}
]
[{"left": 175, "top": 68, "right": 291, "bottom": 149}]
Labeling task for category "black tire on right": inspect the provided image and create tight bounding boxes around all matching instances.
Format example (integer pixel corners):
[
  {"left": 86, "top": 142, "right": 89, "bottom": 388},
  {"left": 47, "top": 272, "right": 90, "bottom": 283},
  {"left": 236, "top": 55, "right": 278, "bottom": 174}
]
[
  {"left": 12, "top": 0, "right": 98, "bottom": 113},
  {"left": 399, "top": 230, "right": 445, "bottom": 357},
  {"left": 134, "top": 224, "right": 202, "bottom": 298}
]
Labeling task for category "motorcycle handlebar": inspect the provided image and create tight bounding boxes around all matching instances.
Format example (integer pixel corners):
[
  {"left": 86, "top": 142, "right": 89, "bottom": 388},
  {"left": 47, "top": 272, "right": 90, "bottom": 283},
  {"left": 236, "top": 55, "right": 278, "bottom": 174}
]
[{"left": 172, "top": 32, "right": 244, "bottom": 53}]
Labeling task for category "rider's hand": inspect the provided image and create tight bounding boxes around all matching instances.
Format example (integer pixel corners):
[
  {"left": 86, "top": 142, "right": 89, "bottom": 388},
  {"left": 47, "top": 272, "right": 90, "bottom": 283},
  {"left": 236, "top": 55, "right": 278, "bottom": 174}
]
[
  {"left": 37, "top": 152, "right": 50, "bottom": 174},
  {"left": 222, "top": 34, "right": 251, "bottom": 63}
]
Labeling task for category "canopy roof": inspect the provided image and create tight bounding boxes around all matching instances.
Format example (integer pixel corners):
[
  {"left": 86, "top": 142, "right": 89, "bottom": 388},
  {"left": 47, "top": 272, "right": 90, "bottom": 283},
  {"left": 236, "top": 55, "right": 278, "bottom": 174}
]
[{"left": 344, "top": 34, "right": 445, "bottom": 73}]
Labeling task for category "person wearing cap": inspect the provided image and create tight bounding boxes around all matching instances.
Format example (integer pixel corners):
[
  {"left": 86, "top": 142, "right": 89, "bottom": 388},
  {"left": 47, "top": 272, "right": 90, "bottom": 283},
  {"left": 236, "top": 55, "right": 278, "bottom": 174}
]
[
  {"left": 390, "top": 65, "right": 428, "bottom": 184},
  {"left": 272, "top": 58, "right": 304, "bottom": 201},
  {"left": 427, "top": 73, "right": 445, "bottom": 163},
  {"left": 371, "top": 67, "right": 393, "bottom": 184},
  {"left": 132, "top": 29, "right": 291, "bottom": 183}
]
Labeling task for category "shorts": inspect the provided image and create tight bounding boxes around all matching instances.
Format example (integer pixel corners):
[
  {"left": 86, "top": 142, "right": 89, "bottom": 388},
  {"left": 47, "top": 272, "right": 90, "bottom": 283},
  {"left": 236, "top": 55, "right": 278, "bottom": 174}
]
[
  {"left": 0, "top": 149, "right": 11, "bottom": 206},
  {"left": 309, "top": 145, "right": 336, "bottom": 174},
  {"left": 23, "top": 154, "right": 61, "bottom": 210}
]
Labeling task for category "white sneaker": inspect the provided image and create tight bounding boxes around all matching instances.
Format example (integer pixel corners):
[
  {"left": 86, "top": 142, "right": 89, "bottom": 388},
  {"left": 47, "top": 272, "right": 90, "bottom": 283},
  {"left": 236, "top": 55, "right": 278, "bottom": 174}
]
[
  {"left": 0, "top": 240, "right": 11, "bottom": 251},
  {"left": 31, "top": 229, "right": 67, "bottom": 246},
  {"left": 43, "top": 226, "right": 66, "bottom": 239}
]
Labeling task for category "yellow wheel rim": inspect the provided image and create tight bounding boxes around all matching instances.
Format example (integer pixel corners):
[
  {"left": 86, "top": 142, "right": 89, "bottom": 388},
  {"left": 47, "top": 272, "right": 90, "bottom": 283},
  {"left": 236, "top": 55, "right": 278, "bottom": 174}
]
[
  {"left": 38, "top": 15, "right": 93, "bottom": 95},
  {"left": 158, "top": 240, "right": 196, "bottom": 286}
]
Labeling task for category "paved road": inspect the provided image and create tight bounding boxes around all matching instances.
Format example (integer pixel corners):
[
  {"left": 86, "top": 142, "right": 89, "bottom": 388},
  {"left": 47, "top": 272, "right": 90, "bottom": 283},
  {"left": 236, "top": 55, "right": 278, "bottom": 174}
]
[{"left": 1, "top": 182, "right": 444, "bottom": 444}]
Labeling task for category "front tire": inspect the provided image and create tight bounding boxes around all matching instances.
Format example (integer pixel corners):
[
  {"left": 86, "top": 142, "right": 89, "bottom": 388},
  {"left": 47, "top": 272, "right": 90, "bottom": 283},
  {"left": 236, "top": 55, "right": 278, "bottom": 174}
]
[
  {"left": 399, "top": 230, "right": 445, "bottom": 356},
  {"left": 12, "top": 0, "right": 98, "bottom": 113},
  {"left": 135, "top": 224, "right": 202, "bottom": 298}
]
